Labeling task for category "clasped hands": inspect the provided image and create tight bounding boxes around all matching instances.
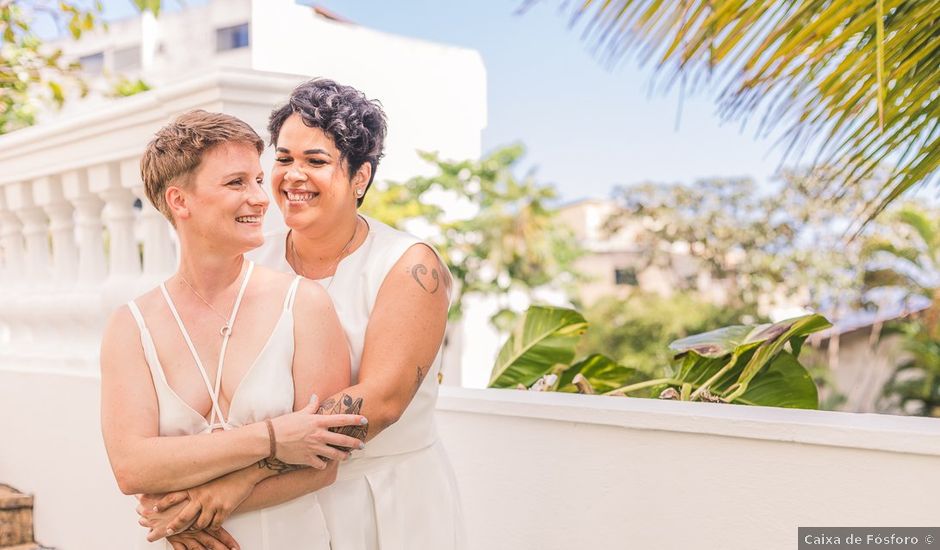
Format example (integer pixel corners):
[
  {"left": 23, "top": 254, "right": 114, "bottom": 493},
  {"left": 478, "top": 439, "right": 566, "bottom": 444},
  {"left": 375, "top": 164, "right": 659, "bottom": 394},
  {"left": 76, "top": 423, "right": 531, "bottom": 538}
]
[{"left": 138, "top": 396, "right": 365, "bottom": 547}]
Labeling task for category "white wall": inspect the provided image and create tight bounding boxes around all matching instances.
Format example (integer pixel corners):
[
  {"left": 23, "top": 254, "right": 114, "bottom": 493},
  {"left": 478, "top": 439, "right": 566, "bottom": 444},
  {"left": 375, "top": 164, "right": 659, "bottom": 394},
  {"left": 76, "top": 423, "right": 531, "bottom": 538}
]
[
  {"left": 437, "top": 388, "right": 940, "bottom": 550},
  {"left": 2, "top": 372, "right": 938, "bottom": 550}
]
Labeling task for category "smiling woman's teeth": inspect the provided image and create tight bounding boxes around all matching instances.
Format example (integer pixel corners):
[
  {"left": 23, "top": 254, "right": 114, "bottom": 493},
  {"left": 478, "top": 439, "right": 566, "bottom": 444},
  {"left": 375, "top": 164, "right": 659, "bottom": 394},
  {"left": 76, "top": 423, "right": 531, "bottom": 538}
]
[
  {"left": 286, "top": 190, "right": 317, "bottom": 202},
  {"left": 236, "top": 216, "right": 261, "bottom": 223}
]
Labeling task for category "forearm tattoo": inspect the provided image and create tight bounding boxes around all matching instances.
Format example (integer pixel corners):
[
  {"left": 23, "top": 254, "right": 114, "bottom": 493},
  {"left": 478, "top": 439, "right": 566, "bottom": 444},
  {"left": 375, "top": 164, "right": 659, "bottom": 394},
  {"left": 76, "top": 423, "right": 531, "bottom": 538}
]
[
  {"left": 318, "top": 394, "right": 368, "bottom": 449},
  {"left": 257, "top": 457, "right": 307, "bottom": 474},
  {"left": 409, "top": 263, "right": 441, "bottom": 294}
]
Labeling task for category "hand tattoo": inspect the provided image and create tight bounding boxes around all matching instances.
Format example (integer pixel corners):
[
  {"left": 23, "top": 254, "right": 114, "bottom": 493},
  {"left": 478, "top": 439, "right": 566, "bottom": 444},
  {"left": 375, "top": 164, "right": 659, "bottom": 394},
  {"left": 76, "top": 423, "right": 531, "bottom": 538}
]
[
  {"left": 258, "top": 457, "right": 307, "bottom": 474},
  {"left": 318, "top": 393, "right": 368, "bottom": 450},
  {"left": 410, "top": 264, "right": 441, "bottom": 294}
]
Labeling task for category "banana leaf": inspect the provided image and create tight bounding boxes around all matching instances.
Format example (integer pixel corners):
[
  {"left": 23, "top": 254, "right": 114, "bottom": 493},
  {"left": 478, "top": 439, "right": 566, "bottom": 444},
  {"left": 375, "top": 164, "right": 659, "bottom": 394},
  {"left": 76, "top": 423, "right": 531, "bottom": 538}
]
[
  {"left": 489, "top": 306, "right": 588, "bottom": 388},
  {"left": 733, "top": 351, "right": 818, "bottom": 409}
]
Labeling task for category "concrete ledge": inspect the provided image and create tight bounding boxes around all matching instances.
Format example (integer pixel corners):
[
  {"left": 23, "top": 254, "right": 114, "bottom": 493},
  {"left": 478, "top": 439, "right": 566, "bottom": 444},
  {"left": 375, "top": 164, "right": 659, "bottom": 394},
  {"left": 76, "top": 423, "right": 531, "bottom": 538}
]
[{"left": 438, "top": 386, "right": 940, "bottom": 456}]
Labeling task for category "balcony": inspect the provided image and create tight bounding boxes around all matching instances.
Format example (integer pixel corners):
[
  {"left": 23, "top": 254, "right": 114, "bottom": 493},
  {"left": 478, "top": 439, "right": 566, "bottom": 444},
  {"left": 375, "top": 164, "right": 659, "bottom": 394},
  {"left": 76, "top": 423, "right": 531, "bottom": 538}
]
[{"left": 0, "top": 69, "right": 938, "bottom": 550}]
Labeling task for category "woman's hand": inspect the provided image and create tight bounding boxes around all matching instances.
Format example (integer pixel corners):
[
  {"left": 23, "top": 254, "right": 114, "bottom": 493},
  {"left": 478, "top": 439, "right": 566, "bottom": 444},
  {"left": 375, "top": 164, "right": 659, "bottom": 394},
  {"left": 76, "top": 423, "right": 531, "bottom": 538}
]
[
  {"left": 270, "top": 395, "right": 367, "bottom": 468},
  {"left": 141, "top": 468, "right": 259, "bottom": 541},
  {"left": 166, "top": 528, "right": 239, "bottom": 550},
  {"left": 138, "top": 497, "right": 193, "bottom": 541}
]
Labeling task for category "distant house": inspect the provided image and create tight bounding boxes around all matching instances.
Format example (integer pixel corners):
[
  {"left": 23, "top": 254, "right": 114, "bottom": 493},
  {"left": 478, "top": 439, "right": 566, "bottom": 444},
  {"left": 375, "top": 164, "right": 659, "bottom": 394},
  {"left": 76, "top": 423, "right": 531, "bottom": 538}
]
[
  {"left": 807, "top": 302, "right": 927, "bottom": 413},
  {"left": 557, "top": 198, "right": 762, "bottom": 310}
]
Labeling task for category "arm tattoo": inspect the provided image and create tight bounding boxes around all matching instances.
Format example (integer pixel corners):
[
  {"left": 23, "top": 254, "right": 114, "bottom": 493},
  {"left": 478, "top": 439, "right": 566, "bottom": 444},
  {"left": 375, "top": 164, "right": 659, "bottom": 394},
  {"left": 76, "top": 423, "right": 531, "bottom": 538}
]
[
  {"left": 410, "top": 264, "right": 441, "bottom": 294},
  {"left": 257, "top": 458, "right": 308, "bottom": 474},
  {"left": 414, "top": 365, "right": 427, "bottom": 396},
  {"left": 318, "top": 393, "right": 368, "bottom": 449}
]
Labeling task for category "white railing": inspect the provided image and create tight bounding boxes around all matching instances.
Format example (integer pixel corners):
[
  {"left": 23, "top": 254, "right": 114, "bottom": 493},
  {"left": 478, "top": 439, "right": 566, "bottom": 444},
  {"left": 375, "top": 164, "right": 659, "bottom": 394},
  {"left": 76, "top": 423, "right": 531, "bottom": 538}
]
[{"left": 0, "top": 69, "right": 303, "bottom": 374}]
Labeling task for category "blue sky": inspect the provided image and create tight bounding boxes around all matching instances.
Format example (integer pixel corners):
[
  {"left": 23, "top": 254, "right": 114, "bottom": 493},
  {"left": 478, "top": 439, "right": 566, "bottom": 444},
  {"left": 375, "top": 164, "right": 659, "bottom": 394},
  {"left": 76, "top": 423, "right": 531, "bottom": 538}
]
[{"left": 91, "top": 0, "right": 792, "bottom": 202}]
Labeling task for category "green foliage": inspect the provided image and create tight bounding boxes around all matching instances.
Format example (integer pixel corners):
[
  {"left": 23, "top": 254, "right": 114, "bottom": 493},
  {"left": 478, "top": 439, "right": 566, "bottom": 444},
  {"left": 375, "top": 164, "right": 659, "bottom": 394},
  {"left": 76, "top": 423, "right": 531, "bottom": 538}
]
[
  {"left": 108, "top": 76, "right": 151, "bottom": 98},
  {"left": 0, "top": 1, "right": 105, "bottom": 133},
  {"left": 489, "top": 306, "right": 587, "bottom": 388},
  {"left": 553, "top": 0, "right": 939, "bottom": 218},
  {"left": 607, "top": 169, "right": 893, "bottom": 313},
  {"left": 489, "top": 305, "right": 829, "bottom": 409},
  {"left": 1, "top": 1, "right": 161, "bottom": 135},
  {"left": 863, "top": 204, "right": 940, "bottom": 300},
  {"left": 881, "top": 316, "right": 940, "bottom": 417},
  {"left": 864, "top": 205, "right": 940, "bottom": 416},
  {"left": 577, "top": 291, "right": 756, "bottom": 377},
  {"left": 362, "top": 145, "right": 584, "bottom": 322}
]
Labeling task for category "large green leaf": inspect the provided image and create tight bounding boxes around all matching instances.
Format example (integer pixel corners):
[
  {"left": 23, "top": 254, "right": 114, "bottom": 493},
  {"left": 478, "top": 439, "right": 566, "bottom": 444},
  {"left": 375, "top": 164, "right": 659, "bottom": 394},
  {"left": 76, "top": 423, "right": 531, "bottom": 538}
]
[
  {"left": 733, "top": 314, "right": 832, "bottom": 393},
  {"left": 489, "top": 306, "right": 588, "bottom": 388},
  {"left": 668, "top": 324, "right": 755, "bottom": 358},
  {"left": 666, "top": 314, "right": 830, "bottom": 404},
  {"left": 557, "top": 354, "right": 643, "bottom": 394},
  {"left": 734, "top": 352, "right": 819, "bottom": 409}
]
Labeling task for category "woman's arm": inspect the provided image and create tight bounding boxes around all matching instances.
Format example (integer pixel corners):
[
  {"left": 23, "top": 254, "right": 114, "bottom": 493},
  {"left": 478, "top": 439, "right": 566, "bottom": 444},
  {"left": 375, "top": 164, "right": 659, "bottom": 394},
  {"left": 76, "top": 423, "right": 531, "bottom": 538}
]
[
  {"left": 319, "top": 243, "right": 450, "bottom": 438},
  {"left": 101, "top": 306, "right": 365, "bottom": 495},
  {"left": 138, "top": 280, "right": 359, "bottom": 535}
]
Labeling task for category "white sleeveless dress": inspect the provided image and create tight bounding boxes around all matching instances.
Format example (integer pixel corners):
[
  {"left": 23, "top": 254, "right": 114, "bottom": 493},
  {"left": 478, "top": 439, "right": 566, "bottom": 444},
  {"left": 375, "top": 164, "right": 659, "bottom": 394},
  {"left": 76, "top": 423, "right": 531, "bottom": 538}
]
[
  {"left": 126, "top": 263, "right": 332, "bottom": 549},
  {"left": 249, "top": 215, "right": 466, "bottom": 550}
]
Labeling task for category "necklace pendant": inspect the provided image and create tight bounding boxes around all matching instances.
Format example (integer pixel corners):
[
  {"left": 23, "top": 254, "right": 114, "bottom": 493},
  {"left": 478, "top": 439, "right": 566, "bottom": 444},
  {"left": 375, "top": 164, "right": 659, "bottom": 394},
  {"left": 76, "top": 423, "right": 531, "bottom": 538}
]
[{"left": 220, "top": 325, "right": 232, "bottom": 337}]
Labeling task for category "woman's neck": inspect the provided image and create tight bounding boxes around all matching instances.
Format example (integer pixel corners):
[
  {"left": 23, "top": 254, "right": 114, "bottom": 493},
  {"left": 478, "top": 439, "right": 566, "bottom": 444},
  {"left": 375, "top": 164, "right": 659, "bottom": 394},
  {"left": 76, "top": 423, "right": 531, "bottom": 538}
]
[
  {"left": 175, "top": 249, "right": 246, "bottom": 299},
  {"left": 290, "top": 213, "right": 366, "bottom": 273}
]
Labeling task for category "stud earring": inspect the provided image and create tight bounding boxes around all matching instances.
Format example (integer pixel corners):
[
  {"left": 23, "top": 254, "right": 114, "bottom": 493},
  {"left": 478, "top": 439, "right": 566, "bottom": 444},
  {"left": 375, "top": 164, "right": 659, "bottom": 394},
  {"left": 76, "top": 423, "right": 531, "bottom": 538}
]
[{"left": 356, "top": 188, "right": 365, "bottom": 197}]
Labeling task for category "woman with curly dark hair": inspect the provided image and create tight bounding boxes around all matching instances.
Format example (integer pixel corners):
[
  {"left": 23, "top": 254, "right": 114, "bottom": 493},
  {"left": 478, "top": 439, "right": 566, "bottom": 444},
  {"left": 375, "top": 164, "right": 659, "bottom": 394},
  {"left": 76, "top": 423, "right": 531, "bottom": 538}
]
[{"left": 139, "top": 79, "right": 465, "bottom": 549}]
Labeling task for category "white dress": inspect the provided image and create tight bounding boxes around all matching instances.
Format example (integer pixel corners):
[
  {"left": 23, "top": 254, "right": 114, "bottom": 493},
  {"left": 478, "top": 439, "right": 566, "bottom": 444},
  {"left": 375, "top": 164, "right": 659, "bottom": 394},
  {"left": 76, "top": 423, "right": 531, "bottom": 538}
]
[
  {"left": 248, "top": 215, "right": 465, "bottom": 550},
  {"left": 127, "top": 265, "right": 332, "bottom": 549}
]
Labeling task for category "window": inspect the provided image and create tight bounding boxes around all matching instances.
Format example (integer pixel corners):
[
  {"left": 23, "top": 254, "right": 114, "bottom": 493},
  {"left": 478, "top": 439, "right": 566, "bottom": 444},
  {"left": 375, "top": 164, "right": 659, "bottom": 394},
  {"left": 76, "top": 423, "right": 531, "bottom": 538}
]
[
  {"left": 79, "top": 52, "right": 104, "bottom": 75},
  {"left": 614, "top": 267, "right": 638, "bottom": 286},
  {"left": 216, "top": 23, "right": 250, "bottom": 52},
  {"left": 114, "top": 45, "right": 141, "bottom": 72}
]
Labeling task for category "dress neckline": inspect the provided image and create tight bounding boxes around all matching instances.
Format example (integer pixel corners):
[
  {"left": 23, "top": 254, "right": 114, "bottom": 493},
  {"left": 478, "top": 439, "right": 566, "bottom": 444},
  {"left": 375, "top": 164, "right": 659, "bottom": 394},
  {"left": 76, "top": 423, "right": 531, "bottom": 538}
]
[
  {"left": 158, "top": 261, "right": 254, "bottom": 429},
  {"left": 283, "top": 215, "right": 373, "bottom": 282}
]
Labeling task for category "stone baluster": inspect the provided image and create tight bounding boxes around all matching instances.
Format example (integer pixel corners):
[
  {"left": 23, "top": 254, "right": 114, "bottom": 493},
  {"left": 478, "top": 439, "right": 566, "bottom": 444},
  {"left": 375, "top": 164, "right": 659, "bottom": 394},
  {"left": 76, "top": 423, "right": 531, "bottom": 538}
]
[
  {"left": 33, "top": 175, "right": 78, "bottom": 287},
  {"left": 0, "top": 190, "right": 24, "bottom": 287},
  {"left": 4, "top": 181, "right": 51, "bottom": 285},
  {"left": 62, "top": 169, "right": 107, "bottom": 286},
  {"left": 88, "top": 162, "right": 140, "bottom": 283},
  {"left": 120, "top": 158, "right": 176, "bottom": 284}
]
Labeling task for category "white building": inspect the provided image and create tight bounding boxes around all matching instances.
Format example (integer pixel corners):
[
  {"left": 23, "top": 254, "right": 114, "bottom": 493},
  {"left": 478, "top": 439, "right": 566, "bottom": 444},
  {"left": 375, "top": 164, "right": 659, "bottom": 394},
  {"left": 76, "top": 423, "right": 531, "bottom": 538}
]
[{"left": 49, "top": 0, "right": 488, "bottom": 189}]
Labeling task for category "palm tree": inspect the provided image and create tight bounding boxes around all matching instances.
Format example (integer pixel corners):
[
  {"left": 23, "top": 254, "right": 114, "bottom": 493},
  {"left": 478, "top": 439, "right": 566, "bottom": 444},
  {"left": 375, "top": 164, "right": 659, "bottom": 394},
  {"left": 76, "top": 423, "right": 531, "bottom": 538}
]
[{"left": 546, "top": 0, "right": 938, "bottom": 219}]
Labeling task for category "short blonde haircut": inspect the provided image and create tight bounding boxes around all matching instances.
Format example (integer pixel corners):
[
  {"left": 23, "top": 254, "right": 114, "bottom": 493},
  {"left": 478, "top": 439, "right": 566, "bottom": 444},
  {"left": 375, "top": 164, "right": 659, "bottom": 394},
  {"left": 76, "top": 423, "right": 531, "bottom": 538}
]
[{"left": 140, "top": 110, "right": 264, "bottom": 225}]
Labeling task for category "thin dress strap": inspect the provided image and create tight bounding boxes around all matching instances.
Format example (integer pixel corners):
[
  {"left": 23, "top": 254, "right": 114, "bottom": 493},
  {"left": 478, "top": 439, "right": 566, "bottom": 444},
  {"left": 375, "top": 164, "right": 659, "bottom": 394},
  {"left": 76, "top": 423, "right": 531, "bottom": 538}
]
[
  {"left": 283, "top": 275, "right": 303, "bottom": 312},
  {"left": 158, "top": 261, "right": 255, "bottom": 430}
]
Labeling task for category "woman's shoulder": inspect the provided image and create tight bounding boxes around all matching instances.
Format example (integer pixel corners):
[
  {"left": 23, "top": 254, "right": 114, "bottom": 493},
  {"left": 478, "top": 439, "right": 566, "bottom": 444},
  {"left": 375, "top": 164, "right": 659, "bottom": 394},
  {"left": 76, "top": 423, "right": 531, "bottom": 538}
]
[{"left": 363, "top": 215, "right": 423, "bottom": 247}]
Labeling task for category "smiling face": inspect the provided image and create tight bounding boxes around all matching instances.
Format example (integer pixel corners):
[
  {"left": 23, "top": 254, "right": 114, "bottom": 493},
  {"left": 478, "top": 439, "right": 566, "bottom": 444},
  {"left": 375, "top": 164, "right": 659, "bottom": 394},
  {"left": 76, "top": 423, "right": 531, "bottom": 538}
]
[
  {"left": 270, "top": 113, "right": 369, "bottom": 233},
  {"left": 169, "top": 141, "right": 268, "bottom": 253}
]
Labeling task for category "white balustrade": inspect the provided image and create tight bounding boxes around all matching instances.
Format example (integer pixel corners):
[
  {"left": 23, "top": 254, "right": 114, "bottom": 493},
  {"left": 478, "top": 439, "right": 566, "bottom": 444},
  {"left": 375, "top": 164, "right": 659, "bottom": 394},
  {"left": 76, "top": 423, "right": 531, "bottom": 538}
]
[
  {"left": 89, "top": 162, "right": 141, "bottom": 283},
  {"left": 0, "top": 69, "right": 309, "bottom": 371},
  {"left": 121, "top": 158, "right": 177, "bottom": 284},
  {"left": 0, "top": 190, "right": 24, "bottom": 285},
  {"left": 62, "top": 169, "right": 107, "bottom": 286},
  {"left": 5, "top": 181, "right": 51, "bottom": 285},
  {"left": 34, "top": 175, "right": 79, "bottom": 286}
]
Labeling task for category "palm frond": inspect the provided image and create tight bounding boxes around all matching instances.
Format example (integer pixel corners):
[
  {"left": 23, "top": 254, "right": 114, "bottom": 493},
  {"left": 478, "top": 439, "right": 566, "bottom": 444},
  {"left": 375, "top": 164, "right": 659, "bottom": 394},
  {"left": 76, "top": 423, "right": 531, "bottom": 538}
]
[{"left": 558, "top": 0, "right": 940, "bottom": 218}]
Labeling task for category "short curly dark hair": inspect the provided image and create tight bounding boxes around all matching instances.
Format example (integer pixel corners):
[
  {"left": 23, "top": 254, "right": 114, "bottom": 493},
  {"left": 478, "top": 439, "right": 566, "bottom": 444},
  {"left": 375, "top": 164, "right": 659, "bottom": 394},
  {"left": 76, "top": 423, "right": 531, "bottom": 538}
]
[{"left": 268, "top": 78, "right": 387, "bottom": 206}]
